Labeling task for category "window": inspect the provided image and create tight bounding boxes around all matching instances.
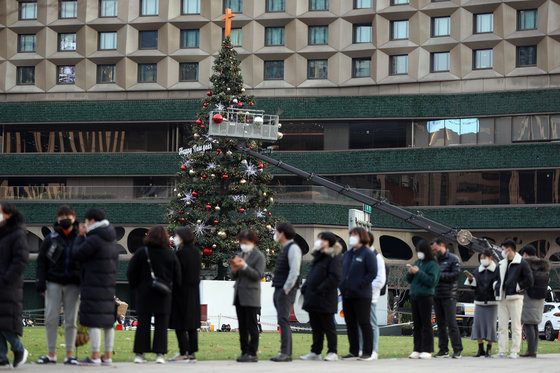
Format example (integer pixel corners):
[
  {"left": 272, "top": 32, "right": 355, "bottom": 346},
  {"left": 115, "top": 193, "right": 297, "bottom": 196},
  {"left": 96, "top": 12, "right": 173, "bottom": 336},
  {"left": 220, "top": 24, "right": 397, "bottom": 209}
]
[
  {"left": 18, "top": 34, "right": 36, "bottom": 53},
  {"left": 139, "top": 30, "right": 158, "bottom": 49},
  {"left": 229, "top": 28, "right": 242, "bottom": 46},
  {"left": 180, "top": 29, "right": 200, "bottom": 48},
  {"left": 391, "top": 0, "right": 409, "bottom": 4},
  {"left": 179, "top": 62, "right": 198, "bottom": 81},
  {"left": 352, "top": 58, "right": 371, "bottom": 78},
  {"left": 138, "top": 63, "right": 157, "bottom": 82},
  {"left": 97, "top": 64, "right": 116, "bottom": 83},
  {"left": 431, "top": 52, "right": 450, "bottom": 72},
  {"left": 354, "top": 0, "right": 372, "bottom": 8},
  {"left": 474, "top": 13, "right": 493, "bottom": 34},
  {"left": 307, "top": 59, "right": 328, "bottom": 79},
  {"left": 19, "top": 2, "right": 37, "bottom": 20},
  {"left": 98, "top": 32, "right": 117, "bottom": 50},
  {"left": 264, "top": 61, "right": 284, "bottom": 80},
  {"left": 309, "top": 0, "right": 328, "bottom": 11},
  {"left": 182, "top": 0, "right": 200, "bottom": 14},
  {"left": 390, "top": 20, "right": 409, "bottom": 40},
  {"left": 266, "top": 0, "right": 285, "bottom": 12},
  {"left": 432, "top": 16, "right": 450, "bottom": 37},
  {"left": 265, "top": 27, "right": 285, "bottom": 46},
  {"left": 57, "top": 65, "right": 76, "bottom": 84},
  {"left": 99, "top": 0, "right": 117, "bottom": 17},
  {"left": 58, "top": 33, "right": 76, "bottom": 51},
  {"left": 59, "top": 0, "right": 77, "bottom": 18},
  {"left": 474, "top": 49, "right": 492, "bottom": 69},
  {"left": 309, "top": 26, "right": 328, "bottom": 45},
  {"left": 516, "top": 46, "right": 537, "bottom": 67},
  {"left": 390, "top": 55, "right": 408, "bottom": 75},
  {"left": 141, "top": 0, "right": 158, "bottom": 15},
  {"left": 518, "top": 9, "right": 537, "bottom": 30},
  {"left": 224, "top": 0, "right": 242, "bottom": 12},
  {"left": 17, "top": 66, "right": 35, "bottom": 85},
  {"left": 353, "top": 25, "right": 372, "bottom": 43}
]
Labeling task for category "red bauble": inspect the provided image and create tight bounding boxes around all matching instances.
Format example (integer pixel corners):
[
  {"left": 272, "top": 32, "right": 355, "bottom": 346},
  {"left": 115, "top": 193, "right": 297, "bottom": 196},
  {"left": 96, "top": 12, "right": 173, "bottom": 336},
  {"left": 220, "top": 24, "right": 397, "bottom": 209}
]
[
  {"left": 222, "top": 174, "right": 229, "bottom": 179},
  {"left": 181, "top": 217, "right": 186, "bottom": 222},
  {"left": 207, "top": 91, "right": 212, "bottom": 96},
  {"left": 213, "top": 220, "right": 219, "bottom": 225},
  {"left": 192, "top": 191, "right": 198, "bottom": 197},
  {"left": 196, "top": 119, "right": 202, "bottom": 125},
  {"left": 250, "top": 102, "right": 255, "bottom": 106},
  {"left": 216, "top": 148, "right": 222, "bottom": 154},
  {"left": 181, "top": 165, "right": 187, "bottom": 170},
  {"left": 268, "top": 212, "right": 272, "bottom": 216},
  {"left": 249, "top": 146, "right": 254, "bottom": 150},
  {"left": 239, "top": 208, "right": 245, "bottom": 213},
  {"left": 205, "top": 204, "right": 212, "bottom": 210},
  {"left": 203, "top": 103, "right": 208, "bottom": 107},
  {"left": 257, "top": 163, "right": 264, "bottom": 169},
  {"left": 202, "top": 174, "right": 208, "bottom": 178},
  {"left": 201, "top": 125, "right": 205, "bottom": 129},
  {"left": 213, "top": 113, "right": 224, "bottom": 124},
  {"left": 237, "top": 102, "right": 243, "bottom": 107},
  {"left": 203, "top": 248, "right": 213, "bottom": 256},
  {"left": 179, "top": 211, "right": 184, "bottom": 214}
]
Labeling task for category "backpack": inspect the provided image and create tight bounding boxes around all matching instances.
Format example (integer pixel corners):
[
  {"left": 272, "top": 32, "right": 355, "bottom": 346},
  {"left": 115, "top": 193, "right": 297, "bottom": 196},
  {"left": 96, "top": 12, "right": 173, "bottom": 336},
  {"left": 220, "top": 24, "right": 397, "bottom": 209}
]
[{"left": 373, "top": 249, "right": 389, "bottom": 296}]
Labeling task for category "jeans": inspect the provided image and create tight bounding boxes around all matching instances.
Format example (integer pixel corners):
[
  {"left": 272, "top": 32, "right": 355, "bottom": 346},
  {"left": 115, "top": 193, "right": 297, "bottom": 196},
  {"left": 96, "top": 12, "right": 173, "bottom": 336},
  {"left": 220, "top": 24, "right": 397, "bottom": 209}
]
[
  {"left": 0, "top": 331, "right": 24, "bottom": 361},
  {"left": 45, "top": 282, "right": 80, "bottom": 353},
  {"left": 411, "top": 296, "right": 434, "bottom": 353},
  {"left": 523, "top": 324, "right": 539, "bottom": 354},
  {"left": 175, "top": 329, "right": 198, "bottom": 355},
  {"left": 273, "top": 287, "right": 297, "bottom": 356},
  {"left": 434, "top": 297, "right": 463, "bottom": 353},
  {"left": 358, "top": 302, "right": 379, "bottom": 352},
  {"left": 498, "top": 298, "right": 523, "bottom": 354},
  {"left": 308, "top": 312, "right": 337, "bottom": 354},
  {"left": 343, "top": 298, "right": 373, "bottom": 357},
  {"left": 236, "top": 305, "right": 259, "bottom": 356}
]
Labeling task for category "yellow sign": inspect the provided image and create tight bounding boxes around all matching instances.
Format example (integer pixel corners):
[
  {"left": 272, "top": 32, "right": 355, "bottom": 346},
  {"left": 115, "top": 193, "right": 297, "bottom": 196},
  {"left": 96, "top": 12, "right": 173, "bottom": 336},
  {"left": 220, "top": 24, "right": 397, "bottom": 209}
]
[{"left": 221, "top": 8, "right": 236, "bottom": 37}]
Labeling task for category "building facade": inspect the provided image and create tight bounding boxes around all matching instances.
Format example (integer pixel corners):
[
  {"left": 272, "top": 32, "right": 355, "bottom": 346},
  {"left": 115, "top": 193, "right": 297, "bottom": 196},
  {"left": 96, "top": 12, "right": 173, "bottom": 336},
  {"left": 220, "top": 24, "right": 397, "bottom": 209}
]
[{"left": 1, "top": 0, "right": 560, "bottom": 306}]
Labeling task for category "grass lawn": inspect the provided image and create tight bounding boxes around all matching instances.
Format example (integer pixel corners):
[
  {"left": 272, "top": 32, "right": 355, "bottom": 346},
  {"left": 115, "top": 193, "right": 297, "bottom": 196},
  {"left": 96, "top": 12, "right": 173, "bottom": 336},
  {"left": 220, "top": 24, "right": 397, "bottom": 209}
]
[{"left": 19, "top": 327, "right": 559, "bottom": 362}]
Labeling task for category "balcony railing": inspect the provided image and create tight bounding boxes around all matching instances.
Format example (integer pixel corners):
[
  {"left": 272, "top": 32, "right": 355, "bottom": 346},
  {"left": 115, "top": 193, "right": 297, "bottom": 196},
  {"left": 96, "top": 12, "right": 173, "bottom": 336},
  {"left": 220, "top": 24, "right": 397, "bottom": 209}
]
[
  {"left": 268, "top": 186, "right": 390, "bottom": 205},
  {"left": 0, "top": 185, "right": 174, "bottom": 201}
]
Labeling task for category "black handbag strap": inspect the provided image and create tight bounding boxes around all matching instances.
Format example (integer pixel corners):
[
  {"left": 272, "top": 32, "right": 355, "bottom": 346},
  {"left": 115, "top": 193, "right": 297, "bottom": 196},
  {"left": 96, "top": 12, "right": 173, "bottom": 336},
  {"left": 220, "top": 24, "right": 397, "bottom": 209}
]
[{"left": 144, "top": 247, "right": 157, "bottom": 281}]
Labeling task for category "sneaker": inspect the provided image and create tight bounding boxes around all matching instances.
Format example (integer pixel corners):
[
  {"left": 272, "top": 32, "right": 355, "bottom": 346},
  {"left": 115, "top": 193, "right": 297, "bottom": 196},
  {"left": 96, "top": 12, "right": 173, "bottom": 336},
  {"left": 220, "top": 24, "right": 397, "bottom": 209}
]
[
  {"left": 187, "top": 354, "right": 197, "bottom": 363},
  {"left": 409, "top": 351, "right": 420, "bottom": 359},
  {"left": 155, "top": 354, "right": 165, "bottom": 364},
  {"left": 300, "top": 352, "right": 320, "bottom": 361},
  {"left": 434, "top": 350, "right": 449, "bottom": 358},
  {"left": 341, "top": 353, "right": 359, "bottom": 360},
  {"left": 101, "top": 358, "right": 112, "bottom": 366},
  {"left": 324, "top": 353, "right": 338, "bottom": 362},
  {"left": 452, "top": 352, "right": 462, "bottom": 359},
  {"left": 134, "top": 354, "right": 147, "bottom": 364},
  {"left": 371, "top": 351, "right": 378, "bottom": 360},
  {"left": 0, "top": 359, "right": 9, "bottom": 367},
  {"left": 508, "top": 353, "right": 519, "bottom": 359},
  {"left": 168, "top": 353, "right": 188, "bottom": 362},
  {"left": 358, "top": 355, "right": 374, "bottom": 361},
  {"left": 78, "top": 357, "right": 101, "bottom": 366},
  {"left": 37, "top": 355, "right": 56, "bottom": 364},
  {"left": 64, "top": 357, "right": 79, "bottom": 365},
  {"left": 419, "top": 352, "right": 432, "bottom": 359},
  {"left": 492, "top": 353, "right": 507, "bottom": 359},
  {"left": 13, "top": 350, "right": 28, "bottom": 368}
]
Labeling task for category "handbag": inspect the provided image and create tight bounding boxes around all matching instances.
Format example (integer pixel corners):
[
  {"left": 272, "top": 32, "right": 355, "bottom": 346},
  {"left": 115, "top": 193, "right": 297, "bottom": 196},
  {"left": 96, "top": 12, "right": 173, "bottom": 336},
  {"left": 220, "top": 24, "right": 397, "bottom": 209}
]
[{"left": 144, "top": 247, "right": 171, "bottom": 295}]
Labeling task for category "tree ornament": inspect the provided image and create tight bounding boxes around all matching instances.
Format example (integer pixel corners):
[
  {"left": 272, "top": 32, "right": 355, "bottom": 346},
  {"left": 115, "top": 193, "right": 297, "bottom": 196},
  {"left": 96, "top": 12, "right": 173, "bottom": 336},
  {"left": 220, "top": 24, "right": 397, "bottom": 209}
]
[
  {"left": 213, "top": 220, "right": 219, "bottom": 225},
  {"left": 237, "top": 102, "right": 243, "bottom": 107},
  {"left": 268, "top": 212, "right": 272, "bottom": 216},
  {"left": 217, "top": 231, "right": 227, "bottom": 238},
  {"left": 196, "top": 220, "right": 202, "bottom": 224},
  {"left": 249, "top": 146, "right": 254, "bottom": 150},
  {"left": 269, "top": 197, "right": 274, "bottom": 203},
  {"left": 277, "top": 132, "right": 284, "bottom": 140},
  {"left": 214, "top": 206, "right": 221, "bottom": 211},
  {"left": 196, "top": 119, "right": 202, "bottom": 125},
  {"left": 179, "top": 210, "right": 184, "bottom": 214},
  {"left": 192, "top": 191, "right": 198, "bottom": 197},
  {"left": 257, "top": 163, "right": 264, "bottom": 169},
  {"left": 227, "top": 87, "right": 231, "bottom": 91},
  {"left": 194, "top": 133, "right": 200, "bottom": 139},
  {"left": 203, "top": 248, "right": 213, "bottom": 256},
  {"left": 222, "top": 174, "right": 229, "bottom": 179},
  {"left": 241, "top": 159, "right": 248, "bottom": 165},
  {"left": 201, "top": 125, "right": 205, "bottom": 129},
  {"left": 266, "top": 224, "right": 272, "bottom": 231},
  {"left": 226, "top": 151, "right": 233, "bottom": 157},
  {"left": 212, "top": 244, "right": 217, "bottom": 249},
  {"left": 254, "top": 117, "right": 263, "bottom": 125},
  {"left": 263, "top": 192, "right": 267, "bottom": 197},
  {"left": 278, "top": 123, "right": 282, "bottom": 129},
  {"left": 189, "top": 169, "right": 195, "bottom": 176},
  {"left": 207, "top": 91, "right": 212, "bottom": 96},
  {"left": 250, "top": 102, "right": 254, "bottom": 106},
  {"left": 238, "top": 208, "right": 245, "bottom": 213},
  {"left": 205, "top": 204, "right": 212, "bottom": 210},
  {"left": 232, "top": 98, "right": 238, "bottom": 104},
  {"left": 210, "top": 173, "right": 216, "bottom": 178},
  {"left": 181, "top": 217, "right": 186, "bottom": 222},
  {"left": 240, "top": 179, "right": 247, "bottom": 184},
  {"left": 202, "top": 174, "right": 208, "bottom": 178},
  {"left": 216, "top": 148, "right": 222, "bottom": 155},
  {"left": 181, "top": 165, "right": 187, "bottom": 171},
  {"left": 241, "top": 88, "right": 246, "bottom": 93},
  {"left": 203, "top": 103, "right": 208, "bottom": 107},
  {"left": 213, "top": 113, "right": 224, "bottom": 124}
]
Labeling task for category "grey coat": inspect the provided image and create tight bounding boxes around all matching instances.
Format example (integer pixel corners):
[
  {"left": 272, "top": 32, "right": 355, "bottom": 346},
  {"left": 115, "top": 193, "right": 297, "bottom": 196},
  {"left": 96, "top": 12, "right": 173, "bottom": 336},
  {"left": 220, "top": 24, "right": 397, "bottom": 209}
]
[
  {"left": 231, "top": 248, "right": 265, "bottom": 308},
  {"left": 522, "top": 257, "right": 551, "bottom": 325}
]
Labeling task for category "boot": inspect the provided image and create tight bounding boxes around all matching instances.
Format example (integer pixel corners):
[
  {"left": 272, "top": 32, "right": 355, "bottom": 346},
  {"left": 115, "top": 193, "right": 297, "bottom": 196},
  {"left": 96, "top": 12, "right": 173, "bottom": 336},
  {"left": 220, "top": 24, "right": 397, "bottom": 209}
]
[
  {"left": 485, "top": 344, "right": 492, "bottom": 358},
  {"left": 474, "top": 343, "right": 484, "bottom": 358}
]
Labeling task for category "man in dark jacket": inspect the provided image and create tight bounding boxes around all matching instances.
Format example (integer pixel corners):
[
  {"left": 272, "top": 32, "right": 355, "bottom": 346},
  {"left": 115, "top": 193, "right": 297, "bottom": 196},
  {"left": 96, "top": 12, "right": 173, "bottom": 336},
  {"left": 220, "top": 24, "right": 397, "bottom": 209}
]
[
  {"left": 430, "top": 238, "right": 463, "bottom": 358},
  {"left": 36, "top": 205, "right": 81, "bottom": 365},
  {"left": 73, "top": 208, "right": 119, "bottom": 366},
  {"left": 0, "top": 202, "right": 29, "bottom": 368}
]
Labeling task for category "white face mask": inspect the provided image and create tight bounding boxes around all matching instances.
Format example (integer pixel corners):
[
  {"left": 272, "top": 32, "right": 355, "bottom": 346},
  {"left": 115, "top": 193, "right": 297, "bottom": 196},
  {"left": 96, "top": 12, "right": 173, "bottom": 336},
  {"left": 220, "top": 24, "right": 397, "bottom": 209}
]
[
  {"left": 172, "top": 236, "right": 182, "bottom": 247},
  {"left": 501, "top": 249, "right": 508, "bottom": 259},
  {"left": 240, "top": 244, "right": 253, "bottom": 253},
  {"left": 273, "top": 233, "right": 279, "bottom": 243},
  {"left": 480, "top": 258, "right": 490, "bottom": 267},
  {"left": 349, "top": 236, "right": 360, "bottom": 248},
  {"left": 417, "top": 252, "right": 425, "bottom": 260},
  {"left": 313, "top": 240, "right": 323, "bottom": 252}
]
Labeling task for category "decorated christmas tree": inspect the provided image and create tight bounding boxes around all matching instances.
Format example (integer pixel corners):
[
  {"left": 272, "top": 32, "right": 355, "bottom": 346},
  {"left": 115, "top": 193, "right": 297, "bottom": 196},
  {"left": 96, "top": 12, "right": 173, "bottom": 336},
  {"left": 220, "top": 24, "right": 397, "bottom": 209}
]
[{"left": 167, "top": 36, "right": 281, "bottom": 279}]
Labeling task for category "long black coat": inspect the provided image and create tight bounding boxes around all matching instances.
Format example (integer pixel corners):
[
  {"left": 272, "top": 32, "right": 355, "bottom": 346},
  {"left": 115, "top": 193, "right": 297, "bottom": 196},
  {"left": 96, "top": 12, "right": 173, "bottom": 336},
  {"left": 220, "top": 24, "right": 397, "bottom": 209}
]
[
  {"left": 170, "top": 244, "right": 201, "bottom": 330},
  {"left": 0, "top": 212, "right": 29, "bottom": 336},
  {"left": 301, "top": 244, "right": 343, "bottom": 314},
  {"left": 127, "top": 245, "right": 181, "bottom": 315},
  {"left": 73, "top": 222, "right": 119, "bottom": 328}
]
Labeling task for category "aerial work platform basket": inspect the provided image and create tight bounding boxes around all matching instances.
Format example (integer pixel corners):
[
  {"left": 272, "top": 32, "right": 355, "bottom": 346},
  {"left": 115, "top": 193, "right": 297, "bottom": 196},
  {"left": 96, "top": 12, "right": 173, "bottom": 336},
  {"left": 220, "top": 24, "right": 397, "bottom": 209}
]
[{"left": 208, "top": 107, "right": 280, "bottom": 141}]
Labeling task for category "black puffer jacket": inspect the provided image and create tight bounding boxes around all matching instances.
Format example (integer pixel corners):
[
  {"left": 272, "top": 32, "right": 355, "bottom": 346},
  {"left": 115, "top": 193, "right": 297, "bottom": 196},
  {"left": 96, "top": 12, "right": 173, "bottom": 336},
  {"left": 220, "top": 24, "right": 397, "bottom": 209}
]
[
  {"left": 36, "top": 222, "right": 81, "bottom": 293},
  {"left": 525, "top": 256, "right": 550, "bottom": 300},
  {"left": 0, "top": 212, "right": 29, "bottom": 336},
  {"left": 465, "top": 261, "right": 500, "bottom": 304},
  {"left": 73, "top": 221, "right": 119, "bottom": 328},
  {"left": 435, "top": 249, "right": 460, "bottom": 299},
  {"left": 495, "top": 253, "right": 533, "bottom": 300}
]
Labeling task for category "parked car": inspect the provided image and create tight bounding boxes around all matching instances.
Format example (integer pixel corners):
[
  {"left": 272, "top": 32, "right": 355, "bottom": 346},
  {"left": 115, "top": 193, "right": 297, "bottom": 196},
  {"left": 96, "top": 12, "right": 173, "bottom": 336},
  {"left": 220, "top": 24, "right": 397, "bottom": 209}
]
[{"left": 538, "top": 303, "right": 560, "bottom": 341}]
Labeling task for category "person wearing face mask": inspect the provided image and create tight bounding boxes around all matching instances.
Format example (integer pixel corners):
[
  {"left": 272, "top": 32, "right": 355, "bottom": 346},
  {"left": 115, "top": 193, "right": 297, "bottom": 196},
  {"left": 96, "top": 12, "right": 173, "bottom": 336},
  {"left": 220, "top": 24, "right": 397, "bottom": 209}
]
[
  {"left": 230, "top": 230, "right": 265, "bottom": 363},
  {"left": 494, "top": 239, "right": 533, "bottom": 359},
  {"left": 169, "top": 227, "right": 201, "bottom": 363},
  {"left": 35, "top": 205, "right": 81, "bottom": 365},
  {"left": 339, "top": 227, "right": 377, "bottom": 361},
  {"left": 299, "top": 232, "right": 343, "bottom": 362},
  {"left": 0, "top": 202, "right": 29, "bottom": 369},
  {"left": 464, "top": 249, "right": 500, "bottom": 357},
  {"left": 407, "top": 239, "right": 440, "bottom": 360}
]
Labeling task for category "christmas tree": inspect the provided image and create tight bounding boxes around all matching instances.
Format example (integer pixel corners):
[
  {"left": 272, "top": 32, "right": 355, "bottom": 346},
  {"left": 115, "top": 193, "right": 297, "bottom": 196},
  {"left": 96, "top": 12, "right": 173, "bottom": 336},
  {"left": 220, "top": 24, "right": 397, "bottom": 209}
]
[{"left": 168, "top": 36, "right": 281, "bottom": 279}]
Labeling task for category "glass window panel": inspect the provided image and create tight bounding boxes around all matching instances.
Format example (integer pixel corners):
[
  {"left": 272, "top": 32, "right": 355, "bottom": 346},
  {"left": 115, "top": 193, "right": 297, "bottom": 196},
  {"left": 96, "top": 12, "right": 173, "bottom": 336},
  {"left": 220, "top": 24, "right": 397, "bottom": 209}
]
[
  {"left": 432, "top": 52, "right": 450, "bottom": 72},
  {"left": 444, "top": 119, "right": 461, "bottom": 145},
  {"left": 475, "top": 13, "right": 493, "bottom": 33},
  {"left": 99, "top": 32, "right": 117, "bottom": 50},
  {"left": 138, "top": 63, "right": 157, "bottom": 82},
  {"left": 354, "top": 0, "right": 372, "bottom": 8},
  {"left": 551, "top": 115, "right": 560, "bottom": 140},
  {"left": 18, "top": 34, "right": 36, "bottom": 52},
  {"left": 459, "top": 118, "right": 479, "bottom": 144},
  {"left": 512, "top": 116, "right": 531, "bottom": 141},
  {"left": 264, "top": 60, "right": 284, "bottom": 80},
  {"left": 354, "top": 25, "right": 372, "bottom": 43},
  {"left": 266, "top": 0, "right": 285, "bottom": 12},
  {"left": 20, "top": 2, "right": 37, "bottom": 19},
  {"left": 60, "top": 1, "right": 77, "bottom": 18},
  {"left": 517, "top": 46, "right": 537, "bottom": 67},
  {"left": 390, "top": 55, "right": 408, "bottom": 75},
  {"left": 391, "top": 0, "right": 409, "bottom": 4},
  {"left": 309, "top": 0, "right": 328, "bottom": 11},
  {"left": 478, "top": 118, "right": 495, "bottom": 144},
  {"left": 229, "top": 28, "right": 242, "bottom": 46},
  {"left": 100, "top": 0, "right": 118, "bottom": 17},
  {"left": 57, "top": 65, "right": 76, "bottom": 84},
  {"left": 391, "top": 20, "right": 409, "bottom": 40},
  {"left": 495, "top": 117, "right": 512, "bottom": 144},
  {"left": 141, "top": 0, "right": 158, "bottom": 15},
  {"left": 17, "top": 66, "right": 35, "bottom": 85},
  {"left": 179, "top": 62, "right": 198, "bottom": 81},
  {"left": 432, "top": 17, "right": 450, "bottom": 37},
  {"left": 59, "top": 33, "right": 76, "bottom": 51},
  {"left": 139, "top": 30, "right": 158, "bottom": 49},
  {"left": 224, "top": 0, "right": 242, "bottom": 12},
  {"left": 427, "top": 120, "right": 445, "bottom": 146},
  {"left": 532, "top": 115, "right": 550, "bottom": 140},
  {"left": 307, "top": 59, "right": 328, "bottom": 79},
  {"left": 413, "top": 122, "right": 429, "bottom": 147},
  {"left": 265, "top": 27, "right": 285, "bottom": 46},
  {"left": 309, "top": 26, "right": 328, "bottom": 45},
  {"left": 474, "top": 49, "right": 493, "bottom": 69},
  {"left": 518, "top": 9, "right": 537, "bottom": 30},
  {"left": 180, "top": 29, "right": 200, "bottom": 48},
  {"left": 97, "top": 64, "right": 116, "bottom": 83},
  {"left": 182, "top": 0, "right": 200, "bottom": 14},
  {"left": 352, "top": 58, "right": 371, "bottom": 78}
]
